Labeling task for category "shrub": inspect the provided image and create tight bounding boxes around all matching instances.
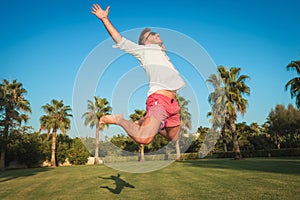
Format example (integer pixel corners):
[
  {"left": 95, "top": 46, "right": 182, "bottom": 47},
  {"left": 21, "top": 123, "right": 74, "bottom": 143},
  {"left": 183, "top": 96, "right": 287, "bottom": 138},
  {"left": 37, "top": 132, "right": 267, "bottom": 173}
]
[
  {"left": 67, "top": 138, "right": 90, "bottom": 165},
  {"left": 181, "top": 152, "right": 199, "bottom": 160},
  {"left": 213, "top": 148, "right": 300, "bottom": 158},
  {"left": 6, "top": 133, "right": 44, "bottom": 167}
]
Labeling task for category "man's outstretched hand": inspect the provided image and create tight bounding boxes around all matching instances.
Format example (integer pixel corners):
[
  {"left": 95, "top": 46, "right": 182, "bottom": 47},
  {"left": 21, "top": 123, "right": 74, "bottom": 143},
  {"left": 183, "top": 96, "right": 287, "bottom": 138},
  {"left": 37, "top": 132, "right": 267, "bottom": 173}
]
[
  {"left": 91, "top": 3, "right": 110, "bottom": 20},
  {"left": 90, "top": 3, "right": 121, "bottom": 43}
]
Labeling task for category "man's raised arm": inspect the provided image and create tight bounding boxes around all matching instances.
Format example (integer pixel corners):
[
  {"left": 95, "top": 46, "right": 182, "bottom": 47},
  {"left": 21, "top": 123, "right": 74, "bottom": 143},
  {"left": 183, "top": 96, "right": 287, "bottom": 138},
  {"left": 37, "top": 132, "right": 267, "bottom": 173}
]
[{"left": 91, "top": 3, "right": 122, "bottom": 44}]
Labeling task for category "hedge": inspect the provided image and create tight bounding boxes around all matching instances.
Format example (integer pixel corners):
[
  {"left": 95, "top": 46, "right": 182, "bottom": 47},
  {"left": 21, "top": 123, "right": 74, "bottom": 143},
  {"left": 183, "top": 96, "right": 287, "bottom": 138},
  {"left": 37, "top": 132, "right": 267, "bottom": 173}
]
[{"left": 213, "top": 148, "right": 300, "bottom": 158}]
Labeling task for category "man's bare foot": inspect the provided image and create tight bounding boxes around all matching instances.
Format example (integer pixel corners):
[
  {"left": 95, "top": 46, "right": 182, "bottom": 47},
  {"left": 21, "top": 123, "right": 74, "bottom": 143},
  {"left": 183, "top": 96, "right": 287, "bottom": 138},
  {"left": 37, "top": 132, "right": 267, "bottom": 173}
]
[{"left": 99, "top": 114, "right": 123, "bottom": 124}]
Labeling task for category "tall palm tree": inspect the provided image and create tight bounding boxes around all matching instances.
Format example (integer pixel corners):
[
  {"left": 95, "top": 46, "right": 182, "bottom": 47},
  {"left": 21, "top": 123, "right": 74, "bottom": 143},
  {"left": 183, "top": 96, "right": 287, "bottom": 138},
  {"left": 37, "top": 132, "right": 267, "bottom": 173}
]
[
  {"left": 218, "top": 66, "right": 250, "bottom": 159},
  {"left": 207, "top": 73, "right": 227, "bottom": 152},
  {"left": 40, "top": 99, "right": 72, "bottom": 167},
  {"left": 177, "top": 95, "right": 192, "bottom": 161},
  {"left": 0, "top": 79, "right": 31, "bottom": 170},
  {"left": 285, "top": 59, "right": 300, "bottom": 109},
  {"left": 129, "top": 109, "right": 146, "bottom": 162},
  {"left": 82, "top": 96, "right": 111, "bottom": 164}
]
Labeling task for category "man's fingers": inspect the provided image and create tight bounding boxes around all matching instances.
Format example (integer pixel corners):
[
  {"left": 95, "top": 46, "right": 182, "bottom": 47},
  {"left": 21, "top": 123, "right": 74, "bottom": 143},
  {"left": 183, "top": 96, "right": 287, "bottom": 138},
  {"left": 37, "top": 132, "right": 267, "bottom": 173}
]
[
  {"left": 106, "top": 6, "right": 110, "bottom": 12},
  {"left": 92, "top": 3, "right": 101, "bottom": 11},
  {"left": 94, "top": 4, "right": 100, "bottom": 9},
  {"left": 91, "top": 6, "right": 98, "bottom": 15}
]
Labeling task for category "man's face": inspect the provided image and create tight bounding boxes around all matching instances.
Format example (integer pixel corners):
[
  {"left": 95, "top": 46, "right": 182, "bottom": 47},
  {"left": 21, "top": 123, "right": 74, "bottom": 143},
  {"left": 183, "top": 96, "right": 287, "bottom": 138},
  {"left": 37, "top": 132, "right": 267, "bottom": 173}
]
[{"left": 143, "top": 31, "right": 163, "bottom": 45}]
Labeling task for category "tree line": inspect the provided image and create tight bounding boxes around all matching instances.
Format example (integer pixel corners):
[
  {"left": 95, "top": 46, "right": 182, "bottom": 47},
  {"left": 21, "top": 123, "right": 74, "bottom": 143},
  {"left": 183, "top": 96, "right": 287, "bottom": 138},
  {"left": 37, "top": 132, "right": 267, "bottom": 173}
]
[{"left": 0, "top": 57, "right": 299, "bottom": 170}]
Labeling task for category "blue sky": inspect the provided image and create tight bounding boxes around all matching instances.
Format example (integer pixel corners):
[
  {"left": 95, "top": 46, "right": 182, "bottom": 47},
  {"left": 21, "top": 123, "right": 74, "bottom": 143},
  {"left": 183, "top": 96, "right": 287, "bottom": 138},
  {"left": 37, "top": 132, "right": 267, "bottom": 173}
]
[{"left": 1, "top": 0, "right": 299, "bottom": 137}]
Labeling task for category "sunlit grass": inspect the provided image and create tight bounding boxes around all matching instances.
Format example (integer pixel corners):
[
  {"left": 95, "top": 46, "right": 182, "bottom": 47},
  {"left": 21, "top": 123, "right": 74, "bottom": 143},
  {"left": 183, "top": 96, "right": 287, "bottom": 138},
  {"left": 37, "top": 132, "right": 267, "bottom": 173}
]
[{"left": 0, "top": 158, "right": 299, "bottom": 200}]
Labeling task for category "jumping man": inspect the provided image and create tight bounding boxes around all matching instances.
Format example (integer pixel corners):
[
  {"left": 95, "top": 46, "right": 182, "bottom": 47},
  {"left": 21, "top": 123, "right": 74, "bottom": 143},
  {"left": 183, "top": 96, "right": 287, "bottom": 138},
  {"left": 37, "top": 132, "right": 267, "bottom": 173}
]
[{"left": 91, "top": 3, "right": 185, "bottom": 145}]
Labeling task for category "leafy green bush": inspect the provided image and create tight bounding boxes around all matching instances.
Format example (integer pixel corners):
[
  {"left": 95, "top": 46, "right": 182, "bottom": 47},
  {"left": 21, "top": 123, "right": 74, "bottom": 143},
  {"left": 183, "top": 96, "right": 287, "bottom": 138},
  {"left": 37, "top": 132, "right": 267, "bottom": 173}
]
[
  {"left": 6, "top": 134, "right": 91, "bottom": 168},
  {"left": 6, "top": 133, "right": 44, "bottom": 167},
  {"left": 180, "top": 152, "right": 199, "bottom": 160},
  {"left": 213, "top": 148, "right": 300, "bottom": 158},
  {"left": 177, "top": 148, "right": 300, "bottom": 160},
  {"left": 67, "top": 138, "right": 90, "bottom": 165}
]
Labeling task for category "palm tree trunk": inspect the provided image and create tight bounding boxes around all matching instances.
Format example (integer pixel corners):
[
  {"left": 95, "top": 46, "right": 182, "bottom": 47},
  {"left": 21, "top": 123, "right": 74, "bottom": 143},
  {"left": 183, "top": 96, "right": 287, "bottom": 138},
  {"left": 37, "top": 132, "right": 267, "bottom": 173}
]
[
  {"left": 175, "top": 140, "right": 181, "bottom": 161},
  {"left": 94, "top": 126, "right": 100, "bottom": 164},
  {"left": 230, "top": 121, "right": 241, "bottom": 159},
  {"left": 46, "top": 129, "right": 51, "bottom": 140},
  {"left": 164, "top": 145, "right": 169, "bottom": 160},
  {"left": 51, "top": 130, "right": 57, "bottom": 167},
  {"left": 221, "top": 126, "right": 228, "bottom": 152},
  {"left": 0, "top": 146, "right": 6, "bottom": 171},
  {"left": 232, "top": 132, "right": 241, "bottom": 159},
  {"left": 275, "top": 133, "right": 281, "bottom": 150},
  {"left": 139, "top": 144, "right": 145, "bottom": 162},
  {"left": 1, "top": 117, "right": 10, "bottom": 170}
]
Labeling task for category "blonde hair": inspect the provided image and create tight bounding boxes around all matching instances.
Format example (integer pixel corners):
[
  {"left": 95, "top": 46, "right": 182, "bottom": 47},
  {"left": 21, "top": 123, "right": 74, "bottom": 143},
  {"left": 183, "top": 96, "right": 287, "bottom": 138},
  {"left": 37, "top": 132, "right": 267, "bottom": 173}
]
[{"left": 138, "top": 28, "right": 151, "bottom": 45}]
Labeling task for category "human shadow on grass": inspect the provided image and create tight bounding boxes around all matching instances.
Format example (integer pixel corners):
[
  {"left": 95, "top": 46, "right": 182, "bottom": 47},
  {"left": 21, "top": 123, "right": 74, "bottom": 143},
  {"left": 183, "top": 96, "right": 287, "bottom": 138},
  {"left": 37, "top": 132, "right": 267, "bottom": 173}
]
[
  {"left": 0, "top": 167, "right": 52, "bottom": 183},
  {"left": 99, "top": 173, "right": 135, "bottom": 194},
  {"left": 182, "top": 158, "right": 300, "bottom": 175}
]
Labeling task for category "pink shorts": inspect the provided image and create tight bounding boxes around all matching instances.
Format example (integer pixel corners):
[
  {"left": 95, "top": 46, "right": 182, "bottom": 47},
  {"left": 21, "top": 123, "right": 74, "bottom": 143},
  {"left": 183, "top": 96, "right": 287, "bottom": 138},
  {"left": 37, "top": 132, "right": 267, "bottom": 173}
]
[{"left": 145, "top": 93, "right": 181, "bottom": 128}]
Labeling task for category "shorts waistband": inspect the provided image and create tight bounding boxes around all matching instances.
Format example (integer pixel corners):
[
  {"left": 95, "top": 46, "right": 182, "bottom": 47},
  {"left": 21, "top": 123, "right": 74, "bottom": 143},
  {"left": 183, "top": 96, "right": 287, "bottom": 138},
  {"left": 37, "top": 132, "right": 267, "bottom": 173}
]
[
  {"left": 148, "top": 93, "right": 176, "bottom": 103},
  {"left": 153, "top": 90, "right": 176, "bottom": 99}
]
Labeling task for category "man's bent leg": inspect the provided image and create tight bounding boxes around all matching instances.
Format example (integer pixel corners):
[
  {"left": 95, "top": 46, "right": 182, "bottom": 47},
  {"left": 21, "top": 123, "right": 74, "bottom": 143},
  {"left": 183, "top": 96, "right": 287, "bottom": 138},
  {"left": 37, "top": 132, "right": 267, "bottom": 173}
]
[
  {"left": 164, "top": 126, "right": 180, "bottom": 141},
  {"left": 100, "top": 114, "right": 162, "bottom": 145},
  {"left": 117, "top": 116, "right": 161, "bottom": 145},
  {"left": 100, "top": 105, "right": 166, "bottom": 145}
]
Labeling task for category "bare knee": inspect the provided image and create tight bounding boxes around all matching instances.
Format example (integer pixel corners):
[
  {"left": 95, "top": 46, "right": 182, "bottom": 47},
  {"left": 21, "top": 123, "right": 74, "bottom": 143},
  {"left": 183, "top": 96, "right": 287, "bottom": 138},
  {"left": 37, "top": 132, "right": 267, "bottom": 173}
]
[{"left": 136, "top": 136, "right": 154, "bottom": 145}]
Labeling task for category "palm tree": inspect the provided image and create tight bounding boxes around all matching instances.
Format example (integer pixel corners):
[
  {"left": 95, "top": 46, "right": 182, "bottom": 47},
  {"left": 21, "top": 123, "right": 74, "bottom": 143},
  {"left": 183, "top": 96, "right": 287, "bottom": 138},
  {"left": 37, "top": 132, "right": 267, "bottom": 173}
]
[
  {"left": 285, "top": 59, "right": 300, "bottom": 109},
  {"left": 207, "top": 73, "right": 227, "bottom": 152},
  {"left": 40, "top": 99, "right": 72, "bottom": 167},
  {"left": 82, "top": 97, "right": 111, "bottom": 164},
  {"left": 0, "top": 79, "right": 31, "bottom": 170},
  {"left": 177, "top": 95, "right": 192, "bottom": 161},
  {"left": 218, "top": 66, "right": 250, "bottom": 159},
  {"left": 129, "top": 109, "right": 146, "bottom": 162},
  {"left": 249, "top": 122, "right": 261, "bottom": 137}
]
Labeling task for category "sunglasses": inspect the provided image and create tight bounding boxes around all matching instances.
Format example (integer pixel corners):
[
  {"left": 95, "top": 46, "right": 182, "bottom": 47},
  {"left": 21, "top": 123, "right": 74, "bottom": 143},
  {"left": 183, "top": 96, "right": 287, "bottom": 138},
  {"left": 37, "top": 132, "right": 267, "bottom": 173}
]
[{"left": 144, "top": 32, "right": 157, "bottom": 42}]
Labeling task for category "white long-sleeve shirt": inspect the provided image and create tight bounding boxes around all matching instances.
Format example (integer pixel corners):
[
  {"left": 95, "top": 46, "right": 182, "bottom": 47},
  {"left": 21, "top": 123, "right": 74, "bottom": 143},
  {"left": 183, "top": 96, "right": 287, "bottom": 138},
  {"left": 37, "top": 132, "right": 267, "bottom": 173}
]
[{"left": 113, "top": 37, "right": 185, "bottom": 96}]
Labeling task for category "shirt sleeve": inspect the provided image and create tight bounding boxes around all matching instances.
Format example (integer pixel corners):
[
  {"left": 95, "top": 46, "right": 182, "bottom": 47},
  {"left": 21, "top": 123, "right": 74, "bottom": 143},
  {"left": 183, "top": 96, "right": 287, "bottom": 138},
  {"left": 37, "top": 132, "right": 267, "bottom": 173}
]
[{"left": 113, "top": 37, "right": 144, "bottom": 61}]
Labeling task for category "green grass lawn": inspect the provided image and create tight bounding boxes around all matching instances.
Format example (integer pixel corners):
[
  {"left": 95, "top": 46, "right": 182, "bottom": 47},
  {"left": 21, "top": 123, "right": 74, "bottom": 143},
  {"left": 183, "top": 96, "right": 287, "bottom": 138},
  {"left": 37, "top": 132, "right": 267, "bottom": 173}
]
[{"left": 1, "top": 158, "right": 300, "bottom": 200}]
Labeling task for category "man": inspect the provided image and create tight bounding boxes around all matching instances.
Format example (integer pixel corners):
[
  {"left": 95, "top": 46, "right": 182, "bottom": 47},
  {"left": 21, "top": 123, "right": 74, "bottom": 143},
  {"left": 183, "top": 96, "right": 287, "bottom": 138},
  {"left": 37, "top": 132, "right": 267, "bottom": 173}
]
[{"left": 91, "top": 3, "right": 185, "bottom": 145}]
